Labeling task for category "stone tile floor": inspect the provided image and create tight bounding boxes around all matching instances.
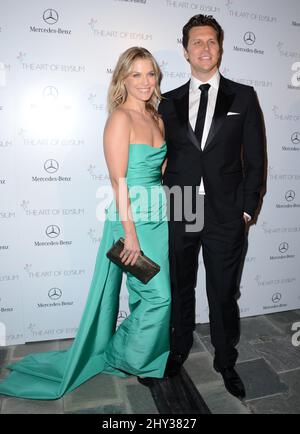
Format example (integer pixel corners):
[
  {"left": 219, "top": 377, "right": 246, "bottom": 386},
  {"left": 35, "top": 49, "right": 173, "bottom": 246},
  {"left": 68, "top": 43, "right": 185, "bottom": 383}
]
[{"left": 0, "top": 310, "right": 299, "bottom": 414}]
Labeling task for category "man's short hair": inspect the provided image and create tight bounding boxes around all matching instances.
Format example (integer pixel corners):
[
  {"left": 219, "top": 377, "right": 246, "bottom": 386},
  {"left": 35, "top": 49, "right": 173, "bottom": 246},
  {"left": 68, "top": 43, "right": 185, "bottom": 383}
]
[{"left": 182, "top": 14, "right": 224, "bottom": 49}]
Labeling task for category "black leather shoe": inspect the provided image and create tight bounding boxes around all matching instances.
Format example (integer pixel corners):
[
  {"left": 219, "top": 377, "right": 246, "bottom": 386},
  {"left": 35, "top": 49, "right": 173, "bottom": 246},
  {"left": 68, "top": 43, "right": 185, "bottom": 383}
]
[
  {"left": 164, "top": 352, "right": 186, "bottom": 377},
  {"left": 213, "top": 361, "right": 246, "bottom": 399}
]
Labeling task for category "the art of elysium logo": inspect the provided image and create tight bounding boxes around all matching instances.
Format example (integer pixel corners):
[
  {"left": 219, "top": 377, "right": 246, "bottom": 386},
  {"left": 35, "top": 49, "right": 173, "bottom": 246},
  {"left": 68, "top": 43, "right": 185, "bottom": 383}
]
[
  {"left": 226, "top": 0, "right": 277, "bottom": 23},
  {"left": 87, "top": 228, "right": 101, "bottom": 244},
  {"left": 165, "top": 0, "right": 220, "bottom": 13},
  {"left": 17, "top": 51, "right": 85, "bottom": 73},
  {"left": 18, "top": 128, "right": 84, "bottom": 148},
  {"left": 272, "top": 106, "right": 300, "bottom": 123},
  {"left": 87, "top": 164, "right": 110, "bottom": 182},
  {"left": 25, "top": 263, "right": 85, "bottom": 279},
  {"left": 255, "top": 274, "right": 296, "bottom": 288},
  {"left": 156, "top": 58, "right": 189, "bottom": 81},
  {"left": 221, "top": 67, "right": 272, "bottom": 89},
  {"left": 30, "top": 9, "right": 71, "bottom": 35},
  {"left": 277, "top": 43, "right": 300, "bottom": 61},
  {"left": 20, "top": 200, "right": 84, "bottom": 218},
  {"left": 88, "top": 18, "right": 152, "bottom": 41},
  {"left": 88, "top": 93, "right": 105, "bottom": 111},
  {"left": 261, "top": 221, "right": 300, "bottom": 236}
]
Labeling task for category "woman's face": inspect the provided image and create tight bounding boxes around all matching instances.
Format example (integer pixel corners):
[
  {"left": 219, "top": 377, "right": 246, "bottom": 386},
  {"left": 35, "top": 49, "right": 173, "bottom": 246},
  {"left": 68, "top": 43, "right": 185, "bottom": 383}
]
[{"left": 123, "top": 58, "right": 157, "bottom": 103}]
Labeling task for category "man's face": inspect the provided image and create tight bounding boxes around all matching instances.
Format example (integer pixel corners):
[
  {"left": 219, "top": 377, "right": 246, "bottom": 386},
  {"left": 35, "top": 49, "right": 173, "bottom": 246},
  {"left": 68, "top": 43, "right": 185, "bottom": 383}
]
[{"left": 184, "top": 25, "right": 221, "bottom": 78}]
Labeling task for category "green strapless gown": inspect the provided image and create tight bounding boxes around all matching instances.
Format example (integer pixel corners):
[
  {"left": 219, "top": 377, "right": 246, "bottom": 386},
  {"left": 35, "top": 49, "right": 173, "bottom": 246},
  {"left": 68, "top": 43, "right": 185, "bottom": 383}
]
[{"left": 0, "top": 143, "right": 171, "bottom": 400}]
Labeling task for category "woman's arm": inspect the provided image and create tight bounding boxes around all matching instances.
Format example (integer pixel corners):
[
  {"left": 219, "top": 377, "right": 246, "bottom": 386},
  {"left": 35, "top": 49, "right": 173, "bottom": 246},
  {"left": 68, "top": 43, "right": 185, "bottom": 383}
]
[{"left": 103, "top": 110, "right": 140, "bottom": 265}]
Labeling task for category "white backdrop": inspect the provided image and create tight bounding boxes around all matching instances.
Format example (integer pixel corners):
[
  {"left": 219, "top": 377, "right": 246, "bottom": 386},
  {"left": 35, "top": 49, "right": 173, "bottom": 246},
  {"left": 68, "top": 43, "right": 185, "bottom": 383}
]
[{"left": 0, "top": 0, "right": 300, "bottom": 345}]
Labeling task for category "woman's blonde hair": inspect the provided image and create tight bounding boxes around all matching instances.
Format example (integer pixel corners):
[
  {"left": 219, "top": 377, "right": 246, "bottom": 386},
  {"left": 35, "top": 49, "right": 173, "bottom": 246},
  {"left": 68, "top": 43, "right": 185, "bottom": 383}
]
[{"left": 107, "top": 47, "right": 162, "bottom": 123}]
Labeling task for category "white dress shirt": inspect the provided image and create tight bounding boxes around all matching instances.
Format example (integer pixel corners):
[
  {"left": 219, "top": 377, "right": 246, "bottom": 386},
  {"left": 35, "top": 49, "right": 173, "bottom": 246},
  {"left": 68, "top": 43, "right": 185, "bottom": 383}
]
[{"left": 188, "top": 70, "right": 251, "bottom": 221}]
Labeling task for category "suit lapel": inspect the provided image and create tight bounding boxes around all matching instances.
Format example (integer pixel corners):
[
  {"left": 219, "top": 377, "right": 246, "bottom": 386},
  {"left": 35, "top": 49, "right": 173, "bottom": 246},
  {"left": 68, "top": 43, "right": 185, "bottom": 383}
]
[
  {"left": 187, "top": 122, "right": 202, "bottom": 150},
  {"left": 174, "top": 83, "right": 189, "bottom": 125},
  {"left": 172, "top": 76, "right": 236, "bottom": 153},
  {"left": 203, "top": 76, "right": 235, "bottom": 152},
  {"left": 173, "top": 81, "right": 201, "bottom": 152}
]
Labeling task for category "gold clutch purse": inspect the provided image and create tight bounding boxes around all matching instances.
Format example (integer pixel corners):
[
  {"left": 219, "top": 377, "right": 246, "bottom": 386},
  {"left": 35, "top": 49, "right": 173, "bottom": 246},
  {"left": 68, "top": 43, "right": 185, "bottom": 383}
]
[{"left": 106, "top": 237, "right": 160, "bottom": 284}]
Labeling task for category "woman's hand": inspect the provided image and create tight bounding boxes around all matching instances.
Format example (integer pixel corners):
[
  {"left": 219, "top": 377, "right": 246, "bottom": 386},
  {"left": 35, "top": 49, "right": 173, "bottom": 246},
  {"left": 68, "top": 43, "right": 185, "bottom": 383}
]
[{"left": 119, "top": 232, "right": 141, "bottom": 266}]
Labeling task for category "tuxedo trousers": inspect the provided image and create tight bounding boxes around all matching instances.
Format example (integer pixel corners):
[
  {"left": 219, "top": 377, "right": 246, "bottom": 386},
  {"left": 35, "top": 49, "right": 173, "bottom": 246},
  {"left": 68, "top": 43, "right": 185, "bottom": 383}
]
[{"left": 167, "top": 195, "right": 246, "bottom": 369}]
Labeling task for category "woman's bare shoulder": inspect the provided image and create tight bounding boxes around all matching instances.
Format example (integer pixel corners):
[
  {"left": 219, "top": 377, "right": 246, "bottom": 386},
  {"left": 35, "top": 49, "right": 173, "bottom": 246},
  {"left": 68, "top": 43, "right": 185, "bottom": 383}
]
[
  {"left": 107, "top": 107, "right": 131, "bottom": 124},
  {"left": 104, "top": 108, "right": 131, "bottom": 146},
  {"left": 105, "top": 108, "right": 131, "bottom": 135}
]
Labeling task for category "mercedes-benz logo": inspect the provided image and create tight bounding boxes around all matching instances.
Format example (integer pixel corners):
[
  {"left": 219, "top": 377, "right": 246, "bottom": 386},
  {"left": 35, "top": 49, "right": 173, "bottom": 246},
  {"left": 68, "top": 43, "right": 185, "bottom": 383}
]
[
  {"left": 272, "top": 293, "right": 282, "bottom": 304},
  {"left": 46, "top": 225, "right": 60, "bottom": 238},
  {"left": 44, "top": 159, "right": 59, "bottom": 174},
  {"left": 43, "top": 86, "right": 59, "bottom": 101},
  {"left": 43, "top": 9, "right": 59, "bottom": 25},
  {"left": 291, "top": 132, "right": 300, "bottom": 145},
  {"left": 48, "top": 287, "right": 62, "bottom": 300},
  {"left": 285, "top": 190, "right": 296, "bottom": 202},
  {"left": 279, "top": 242, "right": 289, "bottom": 254},
  {"left": 244, "top": 31, "right": 256, "bottom": 45}
]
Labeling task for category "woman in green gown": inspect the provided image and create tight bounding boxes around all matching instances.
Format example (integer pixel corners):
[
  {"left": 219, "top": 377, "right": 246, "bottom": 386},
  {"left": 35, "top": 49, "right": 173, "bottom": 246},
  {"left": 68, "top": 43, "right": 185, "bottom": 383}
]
[{"left": 0, "top": 47, "right": 171, "bottom": 400}]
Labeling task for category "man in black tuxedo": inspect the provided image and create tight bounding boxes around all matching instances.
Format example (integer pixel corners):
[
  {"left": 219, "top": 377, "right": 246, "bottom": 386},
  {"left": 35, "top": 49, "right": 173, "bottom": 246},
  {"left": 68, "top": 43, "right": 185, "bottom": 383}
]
[{"left": 159, "top": 15, "right": 264, "bottom": 399}]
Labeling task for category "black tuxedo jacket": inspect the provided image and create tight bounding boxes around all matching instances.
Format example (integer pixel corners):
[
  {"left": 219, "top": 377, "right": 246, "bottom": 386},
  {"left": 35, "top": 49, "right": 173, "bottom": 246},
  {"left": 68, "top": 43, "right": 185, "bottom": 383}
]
[{"left": 158, "top": 75, "right": 265, "bottom": 223}]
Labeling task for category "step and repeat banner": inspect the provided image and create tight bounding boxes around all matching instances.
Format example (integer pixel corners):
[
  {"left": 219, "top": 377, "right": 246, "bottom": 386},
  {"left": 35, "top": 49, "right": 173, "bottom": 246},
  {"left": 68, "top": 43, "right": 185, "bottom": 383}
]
[{"left": 0, "top": 0, "right": 299, "bottom": 345}]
